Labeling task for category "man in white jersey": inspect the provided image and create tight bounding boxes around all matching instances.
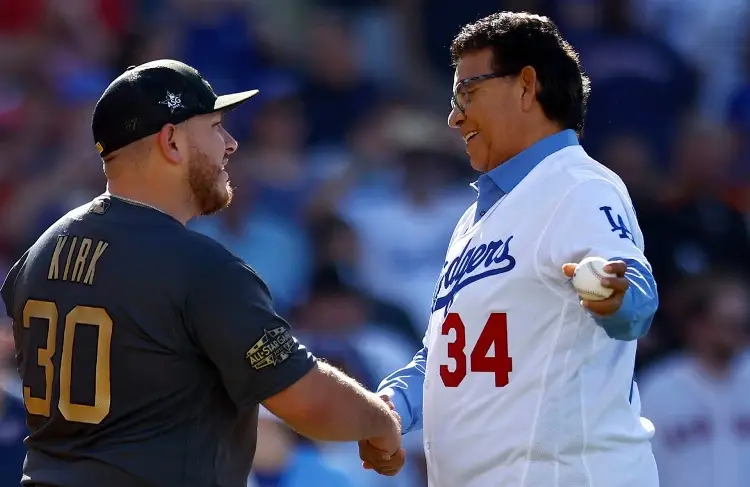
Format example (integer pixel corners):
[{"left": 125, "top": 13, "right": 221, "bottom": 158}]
[{"left": 357, "top": 11, "right": 660, "bottom": 487}]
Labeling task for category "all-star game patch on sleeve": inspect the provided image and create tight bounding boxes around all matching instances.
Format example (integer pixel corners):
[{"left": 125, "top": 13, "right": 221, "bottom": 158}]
[
  {"left": 186, "top": 259, "right": 316, "bottom": 408},
  {"left": 245, "top": 325, "right": 297, "bottom": 370}
]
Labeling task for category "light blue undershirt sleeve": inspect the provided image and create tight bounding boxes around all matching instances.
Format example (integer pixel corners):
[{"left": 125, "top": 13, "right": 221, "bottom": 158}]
[
  {"left": 377, "top": 347, "right": 426, "bottom": 435},
  {"left": 593, "top": 257, "right": 658, "bottom": 341}
]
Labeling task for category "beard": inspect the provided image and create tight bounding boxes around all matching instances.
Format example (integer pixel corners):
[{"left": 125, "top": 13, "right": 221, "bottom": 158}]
[{"left": 187, "top": 144, "right": 233, "bottom": 216}]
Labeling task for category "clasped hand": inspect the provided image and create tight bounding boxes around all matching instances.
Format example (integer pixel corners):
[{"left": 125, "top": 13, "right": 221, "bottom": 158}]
[{"left": 358, "top": 395, "right": 407, "bottom": 476}]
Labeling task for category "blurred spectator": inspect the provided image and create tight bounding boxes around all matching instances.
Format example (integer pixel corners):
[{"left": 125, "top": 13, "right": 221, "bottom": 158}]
[
  {"left": 0, "top": 321, "right": 26, "bottom": 486},
  {"left": 292, "top": 265, "right": 415, "bottom": 391},
  {"left": 640, "top": 274, "right": 750, "bottom": 487},
  {"left": 339, "top": 109, "right": 474, "bottom": 329},
  {"left": 642, "top": 120, "right": 750, "bottom": 292},
  {"left": 190, "top": 189, "right": 312, "bottom": 314},
  {"left": 598, "top": 134, "right": 677, "bottom": 366},
  {"left": 307, "top": 99, "right": 411, "bottom": 215},
  {"left": 0, "top": 0, "right": 45, "bottom": 77},
  {"left": 634, "top": 0, "right": 750, "bottom": 120},
  {"left": 174, "top": 0, "right": 267, "bottom": 96},
  {"left": 298, "top": 9, "right": 384, "bottom": 150},
  {"left": 568, "top": 0, "right": 697, "bottom": 162},
  {"left": 308, "top": 213, "right": 420, "bottom": 346},
  {"left": 414, "top": 0, "right": 547, "bottom": 87},
  {"left": 190, "top": 89, "right": 321, "bottom": 311},
  {"left": 290, "top": 265, "right": 426, "bottom": 486},
  {"left": 248, "top": 408, "right": 352, "bottom": 487},
  {"left": 243, "top": 92, "right": 316, "bottom": 221},
  {"left": 2, "top": 1, "right": 750, "bottom": 485},
  {"left": 726, "top": 36, "right": 750, "bottom": 186},
  {"left": 598, "top": 133, "right": 662, "bottom": 217}
]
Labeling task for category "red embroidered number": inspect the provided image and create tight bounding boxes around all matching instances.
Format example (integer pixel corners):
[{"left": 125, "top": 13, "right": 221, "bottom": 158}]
[{"left": 440, "top": 312, "right": 513, "bottom": 387}]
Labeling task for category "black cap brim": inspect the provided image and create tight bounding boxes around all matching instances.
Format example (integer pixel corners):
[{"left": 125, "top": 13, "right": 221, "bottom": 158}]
[{"left": 213, "top": 90, "right": 259, "bottom": 112}]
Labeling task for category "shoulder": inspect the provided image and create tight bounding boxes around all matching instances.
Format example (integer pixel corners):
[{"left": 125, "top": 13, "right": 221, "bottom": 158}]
[
  {"left": 181, "top": 230, "right": 272, "bottom": 301},
  {"left": 181, "top": 227, "right": 237, "bottom": 264},
  {"left": 180, "top": 228, "right": 266, "bottom": 285},
  {"left": 27, "top": 202, "right": 95, "bottom": 249},
  {"left": 2, "top": 250, "right": 28, "bottom": 290},
  {"left": 65, "top": 199, "right": 103, "bottom": 220},
  {"left": 545, "top": 146, "right": 631, "bottom": 199},
  {"left": 534, "top": 149, "right": 641, "bottom": 236},
  {"left": 24, "top": 199, "right": 120, "bottom": 257}
]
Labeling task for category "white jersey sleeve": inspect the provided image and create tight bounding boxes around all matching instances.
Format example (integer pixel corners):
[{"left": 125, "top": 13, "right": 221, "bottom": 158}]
[{"left": 536, "top": 178, "right": 648, "bottom": 282}]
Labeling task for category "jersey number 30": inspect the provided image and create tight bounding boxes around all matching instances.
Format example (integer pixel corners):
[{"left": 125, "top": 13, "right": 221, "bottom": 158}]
[
  {"left": 440, "top": 312, "right": 512, "bottom": 387},
  {"left": 23, "top": 299, "right": 112, "bottom": 425}
]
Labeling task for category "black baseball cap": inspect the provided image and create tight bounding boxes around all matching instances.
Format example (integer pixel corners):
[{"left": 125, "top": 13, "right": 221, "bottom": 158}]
[{"left": 92, "top": 59, "right": 258, "bottom": 157}]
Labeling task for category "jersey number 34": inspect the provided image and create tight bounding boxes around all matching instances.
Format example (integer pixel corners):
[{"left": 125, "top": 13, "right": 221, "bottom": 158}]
[{"left": 440, "top": 312, "right": 512, "bottom": 387}]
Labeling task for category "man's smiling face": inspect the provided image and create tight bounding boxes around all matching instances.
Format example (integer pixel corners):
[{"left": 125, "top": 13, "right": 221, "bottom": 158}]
[{"left": 448, "top": 48, "right": 527, "bottom": 172}]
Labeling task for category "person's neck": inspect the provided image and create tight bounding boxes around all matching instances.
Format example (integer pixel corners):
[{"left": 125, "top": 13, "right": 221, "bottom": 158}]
[
  {"left": 106, "top": 182, "right": 193, "bottom": 225},
  {"left": 487, "top": 122, "right": 565, "bottom": 172}
]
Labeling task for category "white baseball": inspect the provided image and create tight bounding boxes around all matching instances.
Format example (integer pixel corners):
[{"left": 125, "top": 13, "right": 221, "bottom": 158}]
[{"left": 571, "top": 257, "right": 616, "bottom": 301}]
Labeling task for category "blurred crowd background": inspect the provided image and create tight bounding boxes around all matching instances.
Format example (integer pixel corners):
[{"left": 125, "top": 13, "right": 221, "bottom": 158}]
[{"left": 1, "top": 0, "right": 750, "bottom": 486}]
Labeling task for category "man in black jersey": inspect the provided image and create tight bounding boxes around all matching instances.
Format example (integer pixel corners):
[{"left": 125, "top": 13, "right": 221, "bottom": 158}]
[{"left": 1, "top": 60, "right": 405, "bottom": 487}]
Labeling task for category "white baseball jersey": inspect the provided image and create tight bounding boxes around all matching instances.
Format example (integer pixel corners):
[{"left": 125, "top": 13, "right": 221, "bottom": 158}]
[
  {"left": 422, "top": 144, "right": 658, "bottom": 487},
  {"left": 639, "top": 351, "right": 750, "bottom": 487}
]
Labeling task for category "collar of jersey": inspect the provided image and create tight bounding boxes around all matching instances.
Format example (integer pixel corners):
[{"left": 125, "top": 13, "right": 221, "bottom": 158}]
[
  {"left": 103, "top": 192, "right": 183, "bottom": 225},
  {"left": 471, "top": 129, "right": 579, "bottom": 198}
]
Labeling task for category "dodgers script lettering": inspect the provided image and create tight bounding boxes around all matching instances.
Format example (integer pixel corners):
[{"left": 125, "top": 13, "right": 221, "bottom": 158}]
[{"left": 432, "top": 236, "right": 516, "bottom": 314}]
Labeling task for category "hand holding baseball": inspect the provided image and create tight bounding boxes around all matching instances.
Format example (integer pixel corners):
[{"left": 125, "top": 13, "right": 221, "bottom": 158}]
[{"left": 562, "top": 258, "right": 629, "bottom": 316}]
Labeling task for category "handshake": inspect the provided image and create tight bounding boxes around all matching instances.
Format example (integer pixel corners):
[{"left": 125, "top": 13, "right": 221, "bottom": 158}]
[{"left": 358, "top": 394, "right": 407, "bottom": 476}]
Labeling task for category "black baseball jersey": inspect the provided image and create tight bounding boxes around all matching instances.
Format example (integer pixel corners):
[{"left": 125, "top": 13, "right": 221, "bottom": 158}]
[{"left": 1, "top": 195, "right": 316, "bottom": 487}]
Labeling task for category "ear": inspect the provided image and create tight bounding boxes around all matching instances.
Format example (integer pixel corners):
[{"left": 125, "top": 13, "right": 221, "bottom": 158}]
[
  {"left": 519, "top": 66, "right": 538, "bottom": 112},
  {"left": 157, "top": 124, "right": 184, "bottom": 164}
]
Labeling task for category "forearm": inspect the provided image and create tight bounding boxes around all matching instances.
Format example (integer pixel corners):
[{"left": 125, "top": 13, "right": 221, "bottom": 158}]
[
  {"left": 594, "top": 257, "right": 658, "bottom": 341},
  {"left": 377, "top": 347, "right": 427, "bottom": 434},
  {"left": 263, "top": 361, "right": 398, "bottom": 442}
]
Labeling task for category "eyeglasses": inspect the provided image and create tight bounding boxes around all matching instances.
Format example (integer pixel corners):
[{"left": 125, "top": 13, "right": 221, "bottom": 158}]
[{"left": 451, "top": 71, "right": 517, "bottom": 113}]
